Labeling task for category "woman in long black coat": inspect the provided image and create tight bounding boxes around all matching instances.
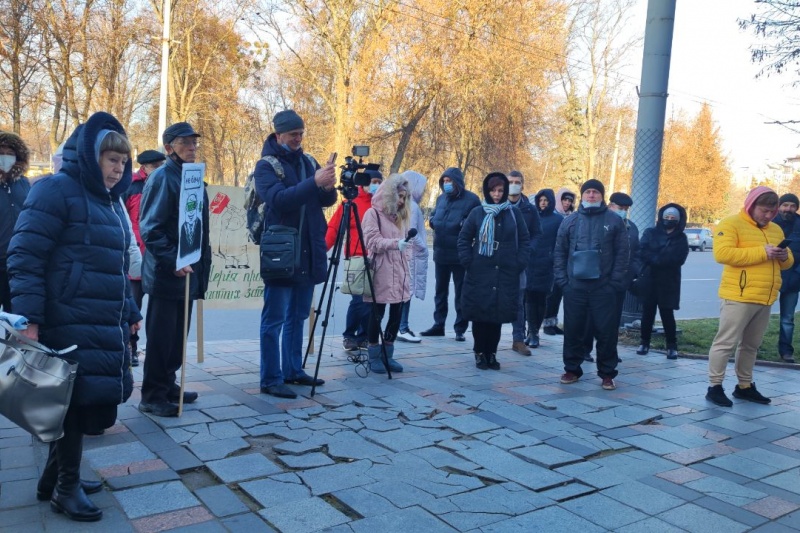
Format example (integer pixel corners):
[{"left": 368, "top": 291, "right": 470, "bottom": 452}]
[
  {"left": 458, "top": 173, "right": 531, "bottom": 370},
  {"left": 8, "top": 112, "right": 141, "bottom": 522},
  {"left": 636, "top": 203, "right": 689, "bottom": 359}
]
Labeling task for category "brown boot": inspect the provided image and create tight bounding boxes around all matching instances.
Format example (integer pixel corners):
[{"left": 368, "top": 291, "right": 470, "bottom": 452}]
[{"left": 511, "top": 341, "right": 531, "bottom": 356}]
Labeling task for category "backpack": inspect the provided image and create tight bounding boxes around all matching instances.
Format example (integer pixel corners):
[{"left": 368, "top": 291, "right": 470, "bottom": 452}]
[{"left": 243, "top": 153, "right": 316, "bottom": 244}]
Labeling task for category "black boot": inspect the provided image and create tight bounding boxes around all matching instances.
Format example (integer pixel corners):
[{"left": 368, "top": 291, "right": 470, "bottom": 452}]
[
  {"left": 36, "top": 442, "right": 102, "bottom": 501},
  {"left": 50, "top": 426, "right": 102, "bottom": 522},
  {"left": 636, "top": 344, "right": 650, "bottom": 355},
  {"left": 486, "top": 353, "right": 500, "bottom": 370},
  {"left": 475, "top": 352, "right": 488, "bottom": 370}
]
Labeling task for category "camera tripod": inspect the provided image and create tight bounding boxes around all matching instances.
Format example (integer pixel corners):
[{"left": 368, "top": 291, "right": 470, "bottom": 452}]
[{"left": 302, "top": 188, "right": 393, "bottom": 396}]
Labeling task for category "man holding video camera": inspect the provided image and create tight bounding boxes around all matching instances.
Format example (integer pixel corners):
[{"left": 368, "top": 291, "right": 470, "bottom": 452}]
[{"left": 255, "top": 110, "right": 338, "bottom": 399}]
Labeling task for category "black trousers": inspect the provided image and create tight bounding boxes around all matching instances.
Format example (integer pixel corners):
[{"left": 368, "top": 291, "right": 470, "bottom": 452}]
[
  {"left": 544, "top": 285, "right": 562, "bottom": 320},
  {"left": 525, "top": 290, "right": 548, "bottom": 333},
  {"left": 563, "top": 284, "right": 618, "bottom": 379},
  {"left": 0, "top": 270, "right": 11, "bottom": 311},
  {"left": 141, "top": 297, "right": 193, "bottom": 404},
  {"left": 472, "top": 321, "right": 502, "bottom": 354},
  {"left": 368, "top": 302, "right": 403, "bottom": 344},
  {"left": 129, "top": 280, "right": 144, "bottom": 353},
  {"left": 641, "top": 296, "right": 677, "bottom": 347},
  {"left": 433, "top": 262, "right": 468, "bottom": 334},
  {"left": 582, "top": 290, "right": 626, "bottom": 356}
]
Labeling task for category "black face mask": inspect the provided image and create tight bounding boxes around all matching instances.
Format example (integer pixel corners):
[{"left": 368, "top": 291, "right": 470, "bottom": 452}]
[{"left": 663, "top": 219, "right": 678, "bottom": 229}]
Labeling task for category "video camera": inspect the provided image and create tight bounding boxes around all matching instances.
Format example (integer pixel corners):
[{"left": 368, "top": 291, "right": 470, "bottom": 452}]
[{"left": 339, "top": 145, "right": 382, "bottom": 200}]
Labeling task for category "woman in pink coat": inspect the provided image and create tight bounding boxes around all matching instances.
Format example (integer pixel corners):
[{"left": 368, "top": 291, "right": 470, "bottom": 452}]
[{"left": 362, "top": 174, "right": 412, "bottom": 374}]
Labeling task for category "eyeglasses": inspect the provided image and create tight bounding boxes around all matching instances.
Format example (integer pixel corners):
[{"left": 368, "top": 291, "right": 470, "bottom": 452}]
[{"left": 173, "top": 138, "right": 200, "bottom": 147}]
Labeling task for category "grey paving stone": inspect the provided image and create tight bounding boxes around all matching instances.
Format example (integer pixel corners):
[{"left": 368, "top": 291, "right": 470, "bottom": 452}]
[
  {"left": 206, "top": 453, "right": 282, "bottom": 483},
  {"left": 201, "top": 405, "right": 261, "bottom": 421},
  {"left": 704, "top": 414, "right": 766, "bottom": 434},
  {"left": 761, "top": 469, "right": 800, "bottom": 495},
  {"left": 327, "top": 431, "right": 393, "bottom": 460},
  {"left": 298, "top": 459, "right": 375, "bottom": 495},
  {"left": 162, "top": 521, "right": 227, "bottom": 533},
  {"left": 511, "top": 444, "right": 584, "bottom": 468},
  {"left": 122, "top": 414, "right": 163, "bottom": 434},
  {"left": 685, "top": 476, "right": 769, "bottom": 506},
  {"left": 188, "top": 394, "right": 241, "bottom": 409},
  {"left": 438, "top": 483, "right": 554, "bottom": 530},
  {"left": 277, "top": 452, "right": 335, "bottom": 469},
  {"left": 592, "top": 449, "right": 678, "bottom": 479},
  {"left": 114, "top": 480, "right": 200, "bottom": 519},
  {"left": 349, "top": 505, "right": 458, "bottom": 533},
  {"left": 0, "top": 446, "right": 36, "bottom": 469},
  {"left": 273, "top": 440, "right": 325, "bottom": 456},
  {"left": 439, "top": 414, "right": 501, "bottom": 435},
  {"left": 333, "top": 486, "right": 400, "bottom": 517},
  {"left": 692, "top": 495, "right": 770, "bottom": 528},
  {"left": 138, "top": 430, "right": 185, "bottom": 453},
  {"left": 0, "top": 465, "right": 38, "bottom": 483},
  {"left": 657, "top": 502, "right": 750, "bottom": 533},
  {"left": 738, "top": 447, "right": 800, "bottom": 471},
  {"left": 361, "top": 427, "right": 435, "bottom": 452},
  {"left": 220, "top": 512, "right": 277, "bottom": 532},
  {"left": 0, "top": 436, "right": 33, "bottom": 449},
  {"left": 560, "top": 492, "right": 648, "bottom": 530},
  {"left": 105, "top": 468, "right": 180, "bottom": 490},
  {"left": 187, "top": 436, "right": 250, "bottom": 461},
  {"left": 239, "top": 475, "right": 312, "bottom": 508},
  {"left": 616, "top": 517, "right": 688, "bottom": 533},
  {"left": 539, "top": 481, "right": 596, "bottom": 502},
  {"left": 195, "top": 484, "right": 249, "bottom": 518},
  {"left": 705, "top": 454, "right": 781, "bottom": 480},
  {"left": 601, "top": 480, "right": 684, "bottom": 514},
  {"left": 455, "top": 442, "right": 571, "bottom": 491},
  {"left": 258, "top": 496, "right": 350, "bottom": 531},
  {"left": 0, "top": 480, "right": 38, "bottom": 511},
  {"left": 482, "top": 504, "right": 606, "bottom": 533},
  {"left": 207, "top": 420, "right": 248, "bottom": 440},
  {"left": 148, "top": 410, "right": 214, "bottom": 428},
  {"left": 620, "top": 434, "right": 687, "bottom": 455},
  {"left": 157, "top": 445, "right": 204, "bottom": 472}
]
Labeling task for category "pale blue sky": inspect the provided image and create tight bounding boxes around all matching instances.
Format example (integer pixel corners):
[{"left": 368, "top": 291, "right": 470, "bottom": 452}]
[{"left": 627, "top": 0, "right": 799, "bottom": 172}]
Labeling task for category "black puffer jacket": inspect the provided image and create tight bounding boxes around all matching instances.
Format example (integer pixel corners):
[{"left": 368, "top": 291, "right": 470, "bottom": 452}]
[
  {"left": 553, "top": 202, "right": 629, "bottom": 291},
  {"left": 0, "top": 132, "right": 31, "bottom": 270},
  {"left": 254, "top": 133, "right": 337, "bottom": 285},
  {"left": 7, "top": 112, "right": 140, "bottom": 406},
  {"left": 458, "top": 173, "right": 531, "bottom": 323},
  {"left": 430, "top": 167, "right": 481, "bottom": 264},
  {"left": 510, "top": 194, "right": 542, "bottom": 278},
  {"left": 638, "top": 203, "right": 689, "bottom": 309},
  {"left": 527, "top": 189, "right": 563, "bottom": 292},
  {"left": 772, "top": 210, "right": 800, "bottom": 293},
  {"left": 140, "top": 156, "right": 211, "bottom": 299}
]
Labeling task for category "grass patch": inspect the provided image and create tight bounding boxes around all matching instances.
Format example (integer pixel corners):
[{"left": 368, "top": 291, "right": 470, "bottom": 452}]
[{"left": 618, "top": 313, "right": 799, "bottom": 362}]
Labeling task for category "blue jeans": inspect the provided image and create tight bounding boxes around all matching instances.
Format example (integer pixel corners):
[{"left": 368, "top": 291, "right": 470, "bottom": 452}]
[
  {"left": 512, "top": 290, "right": 525, "bottom": 342},
  {"left": 779, "top": 290, "right": 799, "bottom": 356},
  {"left": 399, "top": 300, "right": 411, "bottom": 332},
  {"left": 343, "top": 294, "right": 370, "bottom": 342},
  {"left": 260, "top": 283, "right": 315, "bottom": 387}
]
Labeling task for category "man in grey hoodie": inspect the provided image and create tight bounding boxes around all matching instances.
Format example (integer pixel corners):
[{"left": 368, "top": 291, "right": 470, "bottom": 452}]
[{"left": 420, "top": 167, "right": 480, "bottom": 341}]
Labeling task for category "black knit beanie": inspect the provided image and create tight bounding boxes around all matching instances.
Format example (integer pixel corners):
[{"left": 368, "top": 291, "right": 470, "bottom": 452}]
[
  {"left": 580, "top": 179, "right": 605, "bottom": 197},
  {"left": 779, "top": 193, "right": 799, "bottom": 208}
]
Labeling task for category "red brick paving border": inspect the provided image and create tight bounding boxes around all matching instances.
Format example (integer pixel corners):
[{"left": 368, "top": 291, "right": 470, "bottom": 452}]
[
  {"left": 743, "top": 496, "right": 800, "bottom": 519},
  {"left": 97, "top": 459, "right": 169, "bottom": 479},
  {"left": 656, "top": 466, "right": 709, "bottom": 484},
  {"left": 132, "top": 506, "right": 213, "bottom": 533}
]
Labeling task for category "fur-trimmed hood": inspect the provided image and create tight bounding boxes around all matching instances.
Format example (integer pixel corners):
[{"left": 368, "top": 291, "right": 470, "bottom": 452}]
[
  {"left": 0, "top": 131, "right": 30, "bottom": 181},
  {"left": 372, "top": 173, "right": 411, "bottom": 228}
]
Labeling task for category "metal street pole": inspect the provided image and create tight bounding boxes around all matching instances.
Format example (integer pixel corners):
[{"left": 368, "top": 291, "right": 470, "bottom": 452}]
[
  {"left": 629, "top": 0, "right": 676, "bottom": 232},
  {"left": 157, "top": 0, "right": 171, "bottom": 149}
]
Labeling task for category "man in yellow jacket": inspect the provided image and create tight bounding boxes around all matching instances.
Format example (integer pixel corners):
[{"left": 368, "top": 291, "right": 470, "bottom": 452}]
[{"left": 707, "top": 186, "right": 793, "bottom": 406}]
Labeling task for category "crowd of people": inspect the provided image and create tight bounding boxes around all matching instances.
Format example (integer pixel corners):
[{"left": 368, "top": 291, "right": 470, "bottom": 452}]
[{"left": 0, "top": 109, "right": 797, "bottom": 521}]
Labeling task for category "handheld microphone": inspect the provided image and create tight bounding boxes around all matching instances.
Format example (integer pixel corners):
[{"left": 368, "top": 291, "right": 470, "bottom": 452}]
[{"left": 405, "top": 228, "right": 418, "bottom": 242}]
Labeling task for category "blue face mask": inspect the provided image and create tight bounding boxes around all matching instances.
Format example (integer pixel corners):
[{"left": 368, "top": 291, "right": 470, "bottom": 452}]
[
  {"left": 368, "top": 183, "right": 379, "bottom": 195},
  {"left": 443, "top": 182, "right": 454, "bottom": 194},
  {"left": 280, "top": 143, "right": 297, "bottom": 152},
  {"left": 613, "top": 209, "right": 627, "bottom": 220},
  {"left": 582, "top": 201, "right": 602, "bottom": 209}
]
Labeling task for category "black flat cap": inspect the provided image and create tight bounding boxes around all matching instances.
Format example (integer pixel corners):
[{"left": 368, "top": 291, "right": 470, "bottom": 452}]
[
  {"left": 137, "top": 150, "right": 166, "bottom": 165},
  {"left": 162, "top": 122, "right": 200, "bottom": 145},
  {"left": 609, "top": 192, "right": 633, "bottom": 207}
]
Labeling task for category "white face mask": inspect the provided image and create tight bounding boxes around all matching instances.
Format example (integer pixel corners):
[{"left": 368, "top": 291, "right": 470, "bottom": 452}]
[
  {"left": 0, "top": 155, "right": 15, "bottom": 173},
  {"left": 508, "top": 184, "right": 522, "bottom": 196}
]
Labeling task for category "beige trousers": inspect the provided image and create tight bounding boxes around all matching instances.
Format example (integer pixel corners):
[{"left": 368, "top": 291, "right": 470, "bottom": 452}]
[{"left": 708, "top": 299, "right": 771, "bottom": 386}]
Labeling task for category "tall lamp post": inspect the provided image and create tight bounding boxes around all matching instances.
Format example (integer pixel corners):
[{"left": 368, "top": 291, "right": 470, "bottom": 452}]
[{"left": 157, "top": 0, "right": 171, "bottom": 149}]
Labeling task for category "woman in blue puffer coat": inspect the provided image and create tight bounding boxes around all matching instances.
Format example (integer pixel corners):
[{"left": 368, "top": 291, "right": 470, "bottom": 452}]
[{"left": 7, "top": 111, "right": 141, "bottom": 522}]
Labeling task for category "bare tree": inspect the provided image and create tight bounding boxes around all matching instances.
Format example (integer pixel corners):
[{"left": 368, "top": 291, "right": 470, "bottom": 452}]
[
  {"left": 0, "top": 0, "right": 43, "bottom": 133},
  {"left": 740, "top": 0, "right": 800, "bottom": 82}
]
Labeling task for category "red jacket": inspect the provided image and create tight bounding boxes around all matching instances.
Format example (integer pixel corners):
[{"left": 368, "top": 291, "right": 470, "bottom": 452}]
[
  {"left": 123, "top": 167, "right": 148, "bottom": 257},
  {"left": 325, "top": 188, "right": 373, "bottom": 257}
]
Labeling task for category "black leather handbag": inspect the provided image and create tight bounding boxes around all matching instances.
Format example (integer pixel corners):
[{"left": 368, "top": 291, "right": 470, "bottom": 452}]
[{"left": 260, "top": 207, "right": 304, "bottom": 281}]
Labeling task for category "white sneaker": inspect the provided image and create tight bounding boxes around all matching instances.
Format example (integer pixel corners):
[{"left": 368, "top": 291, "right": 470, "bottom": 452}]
[{"left": 397, "top": 329, "right": 421, "bottom": 343}]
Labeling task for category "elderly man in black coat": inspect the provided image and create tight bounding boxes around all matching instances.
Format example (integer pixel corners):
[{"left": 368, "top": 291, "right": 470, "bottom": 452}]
[{"left": 553, "top": 179, "right": 629, "bottom": 390}]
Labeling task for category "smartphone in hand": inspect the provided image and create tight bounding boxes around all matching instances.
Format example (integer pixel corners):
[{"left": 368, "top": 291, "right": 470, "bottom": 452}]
[{"left": 778, "top": 239, "right": 792, "bottom": 249}]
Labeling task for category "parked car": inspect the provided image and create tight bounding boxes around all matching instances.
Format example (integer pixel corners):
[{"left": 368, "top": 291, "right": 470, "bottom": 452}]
[{"left": 685, "top": 228, "right": 713, "bottom": 251}]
